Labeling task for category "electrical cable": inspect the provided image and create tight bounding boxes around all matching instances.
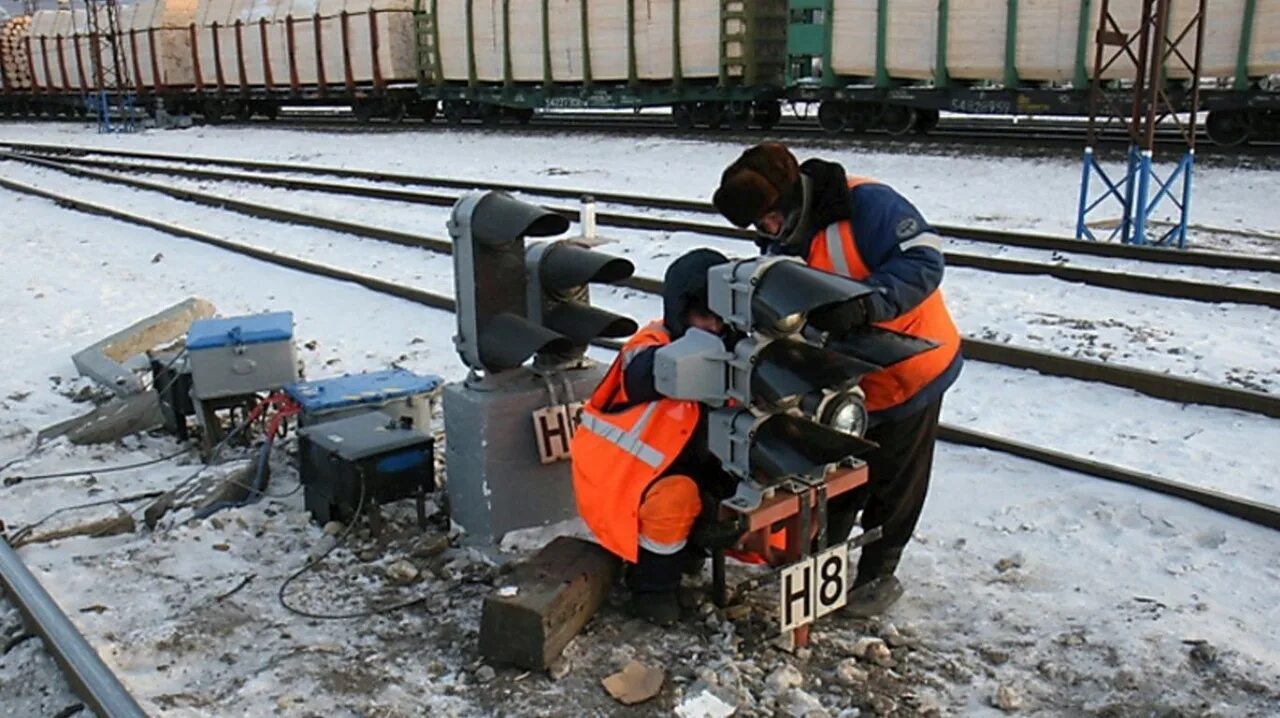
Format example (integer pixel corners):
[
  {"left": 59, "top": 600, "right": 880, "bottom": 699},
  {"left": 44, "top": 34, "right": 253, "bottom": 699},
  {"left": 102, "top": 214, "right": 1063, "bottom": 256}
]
[
  {"left": 0, "top": 446, "right": 195, "bottom": 485},
  {"left": 121, "top": 418, "right": 257, "bottom": 525},
  {"left": 277, "top": 481, "right": 428, "bottom": 620}
]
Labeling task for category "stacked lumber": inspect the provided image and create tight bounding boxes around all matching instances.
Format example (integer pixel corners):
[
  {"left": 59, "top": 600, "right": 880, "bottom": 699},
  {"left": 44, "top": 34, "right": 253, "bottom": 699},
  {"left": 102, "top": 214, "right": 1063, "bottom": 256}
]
[
  {"left": 1, "top": 16, "right": 33, "bottom": 90},
  {"left": 832, "top": 0, "right": 1280, "bottom": 85},
  {"left": 438, "top": 0, "right": 723, "bottom": 84},
  {"left": 124, "top": 0, "right": 199, "bottom": 89},
  {"left": 192, "top": 0, "right": 418, "bottom": 89}
]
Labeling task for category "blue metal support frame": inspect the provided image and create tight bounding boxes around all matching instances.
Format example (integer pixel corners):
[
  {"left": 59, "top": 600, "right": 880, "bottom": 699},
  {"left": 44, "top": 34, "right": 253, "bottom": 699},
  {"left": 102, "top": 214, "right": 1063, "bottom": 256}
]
[
  {"left": 1077, "top": 147, "right": 1195, "bottom": 248},
  {"left": 1074, "top": 0, "right": 1205, "bottom": 249}
]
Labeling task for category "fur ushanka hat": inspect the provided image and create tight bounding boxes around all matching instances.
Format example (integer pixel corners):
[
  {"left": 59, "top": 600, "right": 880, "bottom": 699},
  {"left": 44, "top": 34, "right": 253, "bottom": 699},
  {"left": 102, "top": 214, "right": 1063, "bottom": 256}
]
[{"left": 712, "top": 143, "right": 802, "bottom": 228}]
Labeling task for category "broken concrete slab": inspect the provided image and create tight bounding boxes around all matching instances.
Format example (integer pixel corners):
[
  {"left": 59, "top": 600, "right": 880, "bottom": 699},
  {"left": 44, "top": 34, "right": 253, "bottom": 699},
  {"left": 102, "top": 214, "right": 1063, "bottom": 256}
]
[
  {"left": 478, "top": 536, "right": 619, "bottom": 671},
  {"left": 37, "top": 391, "right": 165, "bottom": 446},
  {"left": 72, "top": 297, "right": 215, "bottom": 396}
]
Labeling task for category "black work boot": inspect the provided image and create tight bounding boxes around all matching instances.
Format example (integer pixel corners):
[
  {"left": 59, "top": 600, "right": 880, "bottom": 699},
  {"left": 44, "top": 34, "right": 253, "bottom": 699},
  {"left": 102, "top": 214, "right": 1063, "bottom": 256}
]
[
  {"left": 630, "top": 591, "right": 681, "bottom": 627},
  {"left": 844, "top": 548, "right": 905, "bottom": 618},
  {"left": 843, "top": 575, "right": 904, "bottom": 618}
]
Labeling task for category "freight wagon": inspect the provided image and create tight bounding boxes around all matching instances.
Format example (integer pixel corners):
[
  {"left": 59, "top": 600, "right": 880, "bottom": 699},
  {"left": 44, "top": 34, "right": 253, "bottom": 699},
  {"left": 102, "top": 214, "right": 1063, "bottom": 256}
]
[
  {"left": 0, "top": 0, "right": 1276, "bottom": 145},
  {"left": 411, "top": 0, "right": 789, "bottom": 128},
  {"left": 0, "top": 0, "right": 790, "bottom": 125},
  {"left": 785, "top": 0, "right": 1280, "bottom": 145}
]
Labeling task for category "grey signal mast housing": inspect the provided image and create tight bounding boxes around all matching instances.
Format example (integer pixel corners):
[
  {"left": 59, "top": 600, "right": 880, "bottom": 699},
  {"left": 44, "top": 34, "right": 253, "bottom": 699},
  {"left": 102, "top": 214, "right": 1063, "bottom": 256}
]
[{"left": 448, "top": 191, "right": 572, "bottom": 373}]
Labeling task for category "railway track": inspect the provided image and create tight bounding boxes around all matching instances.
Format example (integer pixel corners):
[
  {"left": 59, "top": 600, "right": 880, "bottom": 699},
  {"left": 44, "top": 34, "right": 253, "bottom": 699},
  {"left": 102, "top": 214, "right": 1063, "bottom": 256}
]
[
  {"left": 9, "top": 109, "right": 1275, "bottom": 159},
  {"left": 1, "top": 170, "right": 1276, "bottom": 532},
  {"left": 4, "top": 148, "right": 1278, "bottom": 414},
  {"left": 5, "top": 147, "right": 1278, "bottom": 311},
  {"left": 0, "top": 537, "right": 147, "bottom": 718},
  {"left": 5, "top": 140, "right": 1277, "bottom": 273}
]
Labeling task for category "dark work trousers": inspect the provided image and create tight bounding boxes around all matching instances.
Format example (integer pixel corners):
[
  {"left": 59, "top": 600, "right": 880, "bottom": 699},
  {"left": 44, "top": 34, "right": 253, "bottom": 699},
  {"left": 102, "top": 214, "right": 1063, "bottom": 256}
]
[
  {"left": 826, "top": 397, "right": 943, "bottom": 587},
  {"left": 626, "top": 463, "right": 737, "bottom": 595}
]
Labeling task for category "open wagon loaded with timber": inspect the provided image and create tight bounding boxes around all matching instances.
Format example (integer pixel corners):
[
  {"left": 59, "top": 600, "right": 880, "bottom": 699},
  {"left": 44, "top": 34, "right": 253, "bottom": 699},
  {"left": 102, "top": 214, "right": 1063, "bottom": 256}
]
[
  {"left": 185, "top": 0, "right": 430, "bottom": 123},
  {"left": 0, "top": 14, "right": 34, "bottom": 114},
  {"left": 411, "top": 0, "right": 789, "bottom": 128},
  {"left": 786, "top": 0, "right": 1280, "bottom": 144}
]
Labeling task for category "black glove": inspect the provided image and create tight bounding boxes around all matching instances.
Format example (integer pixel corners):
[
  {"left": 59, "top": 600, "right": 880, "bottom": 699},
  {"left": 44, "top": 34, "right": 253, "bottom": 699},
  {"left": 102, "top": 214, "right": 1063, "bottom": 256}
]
[
  {"left": 691, "top": 517, "right": 746, "bottom": 550},
  {"left": 807, "top": 298, "right": 870, "bottom": 334}
]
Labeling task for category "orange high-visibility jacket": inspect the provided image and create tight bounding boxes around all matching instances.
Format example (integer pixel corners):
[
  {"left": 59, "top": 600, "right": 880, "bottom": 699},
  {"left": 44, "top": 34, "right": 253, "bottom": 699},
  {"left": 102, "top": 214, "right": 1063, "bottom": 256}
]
[
  {"left": 571, "top": 322, "right": 702, "bottom": 563},
  {"left": 806, "top": 178, "right": 962, "bottom": 414}
]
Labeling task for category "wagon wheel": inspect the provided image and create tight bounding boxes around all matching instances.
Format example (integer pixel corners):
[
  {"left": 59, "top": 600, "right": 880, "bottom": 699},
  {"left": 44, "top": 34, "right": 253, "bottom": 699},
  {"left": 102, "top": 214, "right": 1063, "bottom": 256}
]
[
  {"left": 234, "top": 101, "right": 253, "bottom": 123},
  {"left": 672, "top": 102, "right": 695, "bottom": 130},
  {"left": 1205, "top": 110, "right": 1251, "bottom": 148},
  {"left": 914, "top": 108, "right": 940, "bottom": 134},
  {"left": 752, "top": 101, "right": 781, "bottom": 130},
  {"left": 879, "top": 105, "right": 917, "bottom": 136},
  {"left": 694, "top": 102, "right": 724, "bottom": 130},
  {"left": 847, "top": 104, "right": 875, "bottom": 133},
  {"left": 443, "top": 101, "right": 465, "bottom": 126},
  {"left": 513, "top": 107, "right": 534, "bottom": 125},
  {"left": 385, "top": 100, "right": 407, "bottom": 124},
  {"left": 418, "top": 101, "right": 438, "bottom": 123},
  {"left": 260, "top": 102, "right": 280, "bottom": 121},
  {"left": 352, "top": 100, "right": 375, "bottom": 125},
  {"left": 817, "top": 101, "right": 847, "bottom": 134},
  {"left": 727, "top": 104, "right": 751, "bottom": 131},
  {"left": 201, "top": 99, "right": 226, "bottom": 124},
  {"left": 479, "top": 104, "right": 502, "bottom": 126}
]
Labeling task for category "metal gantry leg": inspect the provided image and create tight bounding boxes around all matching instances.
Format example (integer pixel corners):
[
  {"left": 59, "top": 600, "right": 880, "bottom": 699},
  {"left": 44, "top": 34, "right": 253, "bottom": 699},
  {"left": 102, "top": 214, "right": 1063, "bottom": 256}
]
[{"left": 1074, "top": 0, "right": 1206, "bottom": 248}]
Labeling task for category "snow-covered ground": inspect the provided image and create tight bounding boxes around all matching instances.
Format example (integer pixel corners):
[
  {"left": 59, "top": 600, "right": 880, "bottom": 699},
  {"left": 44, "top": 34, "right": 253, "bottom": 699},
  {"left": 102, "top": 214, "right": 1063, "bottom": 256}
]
[{"left": 2, "top": 123, "right": 1278, "bottom": 717}]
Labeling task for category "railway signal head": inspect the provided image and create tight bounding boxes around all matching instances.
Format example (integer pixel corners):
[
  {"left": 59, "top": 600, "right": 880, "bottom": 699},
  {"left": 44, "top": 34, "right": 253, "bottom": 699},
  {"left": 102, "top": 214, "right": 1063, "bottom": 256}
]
[
  {"left": 448, "top": 191, "right": 574, "bottom": 373},
  {"left": 525, "top": 239, "right": 638, "bottom": 368},
  {"left": 654, "top": 257, "right": 882, "bottom": 489}
]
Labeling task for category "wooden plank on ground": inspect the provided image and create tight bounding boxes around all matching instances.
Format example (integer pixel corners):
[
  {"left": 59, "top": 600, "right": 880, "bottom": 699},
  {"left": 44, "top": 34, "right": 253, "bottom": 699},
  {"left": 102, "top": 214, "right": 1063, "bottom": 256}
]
[{"left": 478, "top": 536, "right": 619, "bottom": 670}]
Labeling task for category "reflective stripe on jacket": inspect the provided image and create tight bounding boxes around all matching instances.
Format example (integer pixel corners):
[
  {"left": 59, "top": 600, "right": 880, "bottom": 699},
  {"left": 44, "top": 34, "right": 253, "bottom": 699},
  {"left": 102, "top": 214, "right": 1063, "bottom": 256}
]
[
  {"left": 571, "top": 321, "right": 702, "bottom": 563},
  {"left": 807, "top": 177, "right": 962, "bottom": 413}
]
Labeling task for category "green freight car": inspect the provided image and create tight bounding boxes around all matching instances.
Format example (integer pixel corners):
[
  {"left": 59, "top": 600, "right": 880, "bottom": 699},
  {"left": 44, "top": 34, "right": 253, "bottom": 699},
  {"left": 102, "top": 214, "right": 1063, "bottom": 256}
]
[
  {"left": 784, "top": 0, "right": 1279, "bottom": 145},
  {"left": 411, "top": 0, "right": 789, "bottom": 128}
]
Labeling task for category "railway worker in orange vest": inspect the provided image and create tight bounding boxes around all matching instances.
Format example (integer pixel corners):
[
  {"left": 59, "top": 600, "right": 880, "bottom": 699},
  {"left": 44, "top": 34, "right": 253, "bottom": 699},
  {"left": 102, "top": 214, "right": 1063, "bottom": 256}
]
[
  {"left": 571, "top": 248, "right": 743, "bottom": 627},
  {"left": 712, "top": 142, "right": 963, "bottom": 618}
]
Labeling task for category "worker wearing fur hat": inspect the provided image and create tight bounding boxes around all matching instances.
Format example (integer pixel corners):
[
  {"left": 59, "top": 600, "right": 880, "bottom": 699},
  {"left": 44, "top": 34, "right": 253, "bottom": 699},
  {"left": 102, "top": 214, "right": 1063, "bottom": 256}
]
[{"left": 712, "top": 142, "right": 963, "bottom": 618}]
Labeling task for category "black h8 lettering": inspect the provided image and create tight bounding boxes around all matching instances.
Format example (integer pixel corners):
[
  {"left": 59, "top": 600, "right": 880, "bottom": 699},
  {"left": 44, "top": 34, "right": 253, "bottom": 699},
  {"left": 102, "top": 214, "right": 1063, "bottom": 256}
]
[{"left": 783, "top": 563, "right": 814, "bottom": 628}]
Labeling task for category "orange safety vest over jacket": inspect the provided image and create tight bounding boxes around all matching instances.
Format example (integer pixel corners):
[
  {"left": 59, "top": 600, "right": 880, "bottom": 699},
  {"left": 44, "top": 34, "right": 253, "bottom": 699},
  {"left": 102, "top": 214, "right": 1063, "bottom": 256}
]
[
  {"left": 806, "top": 177, "right": 962, "bottom": 414},
  {"left": 571, "top": 322, "right": 701, "bottom": 563}
]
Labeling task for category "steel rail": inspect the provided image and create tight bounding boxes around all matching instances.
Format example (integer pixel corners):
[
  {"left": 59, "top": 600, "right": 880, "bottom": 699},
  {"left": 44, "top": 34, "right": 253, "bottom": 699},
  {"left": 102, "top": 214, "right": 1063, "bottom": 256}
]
[
  {"left": 0, "top": 537, "right": 148, "bottom": 718},
  {"left": 938, "top": 426, "right": 1280, "bottom": 531},
  {"left": 4, "top": 140, "right": 1277, "bottom": 274},
  {"left": 5, "top": 155, "right": 1276, "bottom": 420},
  {"left": 8, "top": 151, "right": 1279, "bottom": 311},
  {"left": 2, "top": 173, "right": 1275, "bottom": 531}
]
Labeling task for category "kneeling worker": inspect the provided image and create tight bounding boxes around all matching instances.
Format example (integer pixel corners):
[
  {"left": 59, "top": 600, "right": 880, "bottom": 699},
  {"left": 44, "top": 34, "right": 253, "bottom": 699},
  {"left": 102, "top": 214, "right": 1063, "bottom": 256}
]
[{"left": 571, "top": 248, "right": 739, "bottom": 627}]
